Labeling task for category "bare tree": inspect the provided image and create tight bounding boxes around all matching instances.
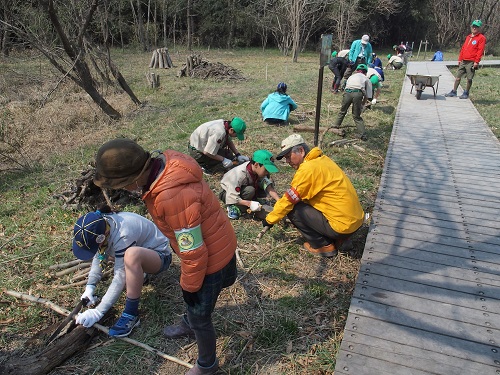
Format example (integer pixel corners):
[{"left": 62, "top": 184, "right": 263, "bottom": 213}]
[{"left": 2, "top": 0, "right": 142, "bottom": 119}]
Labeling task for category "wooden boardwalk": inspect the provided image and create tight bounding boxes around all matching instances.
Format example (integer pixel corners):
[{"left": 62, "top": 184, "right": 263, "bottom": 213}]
[{"left": 335, "top": 60, "right": 500, "bottom": 375}]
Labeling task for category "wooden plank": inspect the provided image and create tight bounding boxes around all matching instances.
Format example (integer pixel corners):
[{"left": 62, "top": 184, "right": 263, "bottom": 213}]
[
  {"left": 341, "top": 315, "right": 500, "bottom": 366},
  {"left": 370, "top": 222, "right": 500, "bottom": 247},
  {"left": 351, "top": 284, "right": 500, "bottom": 326},
  {"left": 363, "top": 249, "right": 500, "bottom": 284},
  {"left": 337, "top": 335, "right": 500, "bottom": 375},
  {"left": 354, "top": 273, "right": 500, "bottom": 313}
]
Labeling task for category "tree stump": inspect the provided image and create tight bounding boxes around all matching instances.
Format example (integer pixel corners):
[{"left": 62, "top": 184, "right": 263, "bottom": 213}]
[{"left": 146, "top": 71, "right": 160, "bottom": 88}]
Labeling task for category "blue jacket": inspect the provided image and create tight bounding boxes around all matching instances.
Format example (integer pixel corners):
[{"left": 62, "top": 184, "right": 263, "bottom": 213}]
[
  {"left": 348, "top": 40, "right": 373, "bottom": 65},
  {"left": 261, "top": 92, "right": 298, "bottom": 122},
  {"left": 431, "top": 51, "right": 443, "bottom": 61}
]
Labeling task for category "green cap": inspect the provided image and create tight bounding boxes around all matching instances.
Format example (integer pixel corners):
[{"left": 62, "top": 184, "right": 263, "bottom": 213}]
[
  {"left": 471, "top": 20, "right": 482, "bottom": 27},
  {"left": 331, "top": 50, "right": 337, "bottom": 57},
  {"left": 356, "top": 64, "right": 368, "bottom": 72},
  {"left": 252, "top": 150, "right": 278, "bottom": 173},
  {"left": 369, "top": 74, "right": 380, "bottom": 85},
  {"left": 387, "top": 54, "right": 392, "bottom": 59},
  {"left": 230, "top": 117, "right": 246, "bottom": 140}
]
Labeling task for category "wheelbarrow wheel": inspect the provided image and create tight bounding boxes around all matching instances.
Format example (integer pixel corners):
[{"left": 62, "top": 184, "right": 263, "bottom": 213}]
[{"left": 416, "top": 82, "right": 424, "bottom": 100}]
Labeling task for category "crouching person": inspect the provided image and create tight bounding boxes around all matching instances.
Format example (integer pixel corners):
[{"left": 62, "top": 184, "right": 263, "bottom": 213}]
[
  {"left": 72, "top": 206, "right": 172, "bottom": 337},
  {"left": 93, "top": 138, "right": 237, "bottom": 375},
  {"left": 262, "top": 134, "right": 365, "bottom": 257},
  {"left": 219, "top": 149, "right": 280, "bottom": 220}
]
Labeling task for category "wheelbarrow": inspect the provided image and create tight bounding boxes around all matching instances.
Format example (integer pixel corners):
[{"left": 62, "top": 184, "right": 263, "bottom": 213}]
[{"left": 407, "top": 74, "right": 440, "bottom": 100}]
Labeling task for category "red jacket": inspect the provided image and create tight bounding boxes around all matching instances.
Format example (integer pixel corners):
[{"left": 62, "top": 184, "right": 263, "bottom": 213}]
[
  {"left": 458, "top": 33, "right": 486, "bottom": 64},
  {"left": 142, "top": 150, "right": 237, "bottom": 292}
]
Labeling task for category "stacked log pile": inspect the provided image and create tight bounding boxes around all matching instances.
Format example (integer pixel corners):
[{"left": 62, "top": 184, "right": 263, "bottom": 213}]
[
  {"left": 149, "top": 47, "right": 173, "bottom": 69},
  {"left": 177, "top": 54, "right": 246, "bottom": 81}
]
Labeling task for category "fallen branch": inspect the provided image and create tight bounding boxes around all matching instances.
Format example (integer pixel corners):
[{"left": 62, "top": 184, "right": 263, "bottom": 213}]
[
  {"left": 55, "top": 263, "right": 92, "bottom": 277},
  {"left": 49, "top": 259, "right": 88, "bottom": 270},
  {"left": 4, "top": 290, "right": 193, "bottom": 369}
]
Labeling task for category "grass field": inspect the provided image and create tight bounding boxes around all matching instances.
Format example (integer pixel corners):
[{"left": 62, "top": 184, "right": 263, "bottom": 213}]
[{"left": 0, "top": 47, "right": 498, "bottom": 375}]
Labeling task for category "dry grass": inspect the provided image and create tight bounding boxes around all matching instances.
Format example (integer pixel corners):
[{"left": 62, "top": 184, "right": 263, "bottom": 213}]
[{"left": 1, "top": 48, "right": 496, "bottom": 374}]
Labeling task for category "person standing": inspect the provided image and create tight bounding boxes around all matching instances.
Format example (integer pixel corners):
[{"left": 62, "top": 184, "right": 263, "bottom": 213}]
[
  {"left": 333, "top": 64, "right": 372, "bottom": 141},
  {"left": 188, "top": 117, "right": 249, "bottom": 174},
  {"left": 328, "top": 51, "right": 348, "bottom": 93},
  {"left": 93, "top": 138, "right": 238, "bottom": 375},
  {"left": 343, "top": 35, "right": 373, "bottom": 84},
  {"left": 262, "top": 134, "right": 365, "bottom": 258},
  {"left": 444, "top": 20, "right": 486, "bottom": 99},
  {"left": 260, "top": 82, "right": 298, "bottom": 125}
]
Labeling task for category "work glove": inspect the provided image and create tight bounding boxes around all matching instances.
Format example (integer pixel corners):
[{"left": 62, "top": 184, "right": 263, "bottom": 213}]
[
  {"left": 371, "top": 98, "right": 377, "bottom": 105},
  {"left": 222, "top": 158, "right": 233, "bottom": 169},
  {"left": 75, "top": 309, "right": 103, "bottom": 327},
  {"left": 81, "top": 285, "right": 98, "bottom": 306},
  {"left": 262, "top": 219, "right": 274, "bottom": 230},
  {"left": 236, "top": 154, "right": 249, "bottom": 163},
  {"left": 182, "top": 289, "right": 200, "bottom": 307},
  {"left": 249, "top": 201, "right": 262, "bottom": 212}
]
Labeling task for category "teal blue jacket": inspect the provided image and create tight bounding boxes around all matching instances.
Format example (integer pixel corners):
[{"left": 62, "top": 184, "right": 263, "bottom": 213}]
[
  {"left": 261, "top": 92, "right": 298, "bottom": 122},
  {"left": 348, "top": 40, "right": 373, "bottom": 65}
]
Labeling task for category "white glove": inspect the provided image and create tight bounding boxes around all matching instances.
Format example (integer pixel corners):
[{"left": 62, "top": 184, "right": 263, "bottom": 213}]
[
  {"left": 237, "top": 155, "right": 249, "bottom": 163},
  {"left": 222, "top": 158, "right": 233, "bottom": 169},
  {"left": 75, "top": 308, "right": 103, "bottom": 327},
  {"left": 371, "top": 98, "right": 377, "bottom": 105},
  {"left": 249, "top": 201, "right": 262, "bottom": 212},
  {"left": 81, "top": 285, "right": 98, "bottom": 306}
]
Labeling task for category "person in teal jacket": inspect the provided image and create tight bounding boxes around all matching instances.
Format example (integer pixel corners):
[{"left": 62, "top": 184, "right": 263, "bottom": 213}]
[
  {"left": 348, "top": 35, "right": 373, "bottom": 66},
  {"left": 261, "top": 82, "right": 298, "bottom": 125}
]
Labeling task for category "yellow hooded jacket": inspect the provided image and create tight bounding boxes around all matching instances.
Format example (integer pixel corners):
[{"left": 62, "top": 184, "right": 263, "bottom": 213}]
[{"left": 266, "top": 147, "right": 364, "bottom": 234}]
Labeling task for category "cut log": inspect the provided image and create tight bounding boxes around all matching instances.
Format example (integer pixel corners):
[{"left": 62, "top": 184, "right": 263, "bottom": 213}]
[
  {"left": 146, "top": 71, "right": 160, "bottom": 88},
  {"left": 0, "top": 324, "right": 98, "bottom": 375}
]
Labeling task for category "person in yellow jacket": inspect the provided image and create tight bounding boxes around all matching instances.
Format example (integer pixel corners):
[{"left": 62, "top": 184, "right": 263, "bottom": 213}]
[{"left": 263, "top": 134, "right": 365, "bottom": 257}]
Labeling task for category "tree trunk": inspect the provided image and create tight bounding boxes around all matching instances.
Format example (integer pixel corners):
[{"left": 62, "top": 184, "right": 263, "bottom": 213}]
[
  {"left": 0, "top": 325, "right": 98, "bottom": 375},
  {"left": 187, "top": 0, "right": 193, "bottom": 50}
]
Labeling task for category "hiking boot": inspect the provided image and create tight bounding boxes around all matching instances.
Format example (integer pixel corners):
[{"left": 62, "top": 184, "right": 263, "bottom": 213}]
[
  {"left": 459, "top": 90, "right": 469, "bottom": 99},
  {"left": 109, "top": 312, "right": 140, "bottom": 338},
  {"left": 186, "top": 359, "right": 219, "bottom": 375},
  {"left": 202, "top": 167, "right": 214, "bottom": 176},
  {"left": 163, "top": 318, "right": 195, "bottom": 339},
  {"left": 226, "top": 205, "right": 241, "bottom": 220},
  {"left": 444, "top": 90, "right": 457, "bottom": 97},
  {"left": 303, "top": 242, "right": 338, "bottom": 258}
]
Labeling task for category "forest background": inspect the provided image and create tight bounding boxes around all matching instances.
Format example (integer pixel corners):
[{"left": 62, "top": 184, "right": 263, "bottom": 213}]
[{"left": 1, "top": 1, "right": 499, "bottom": 375}]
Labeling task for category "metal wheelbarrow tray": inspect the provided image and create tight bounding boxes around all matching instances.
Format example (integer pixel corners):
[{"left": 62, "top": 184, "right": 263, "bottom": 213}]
[{"left": 406, "top": 74, "right": 440, "bottom": 100}]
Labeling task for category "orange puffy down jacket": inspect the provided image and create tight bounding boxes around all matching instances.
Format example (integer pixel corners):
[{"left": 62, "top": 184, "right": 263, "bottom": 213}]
[{"left": 142, "top": 150, "right": 237, "bottom": 292}]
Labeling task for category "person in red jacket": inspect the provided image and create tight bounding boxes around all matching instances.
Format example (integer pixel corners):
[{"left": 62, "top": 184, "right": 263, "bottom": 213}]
[
  {"left": 445, "top": 19, "right": 486, "bottom": 99},
  {"left": 93, "top": 138, "right": 237, "bottom": 375}
]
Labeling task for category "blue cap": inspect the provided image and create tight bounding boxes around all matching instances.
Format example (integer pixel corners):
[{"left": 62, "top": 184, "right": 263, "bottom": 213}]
[{"left": 72, "top": 212, "right": 107, "bottom": 260}]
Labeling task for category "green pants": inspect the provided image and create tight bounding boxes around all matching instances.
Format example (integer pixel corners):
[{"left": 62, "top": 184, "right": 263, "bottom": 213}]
[{"left": 334, "top": 90, "right": 366, "bottom": 136}]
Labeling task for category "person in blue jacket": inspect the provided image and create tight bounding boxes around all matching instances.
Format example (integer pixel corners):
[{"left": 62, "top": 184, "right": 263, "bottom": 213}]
[
  {"left": 371, "top": 53, "right": 382, "bottom": 69},
  {"left": 261, "top": 82, "right": 298, "bottom": 125},
  {"left": 431, "top": 50, "right": 443, "bottom": 61}
]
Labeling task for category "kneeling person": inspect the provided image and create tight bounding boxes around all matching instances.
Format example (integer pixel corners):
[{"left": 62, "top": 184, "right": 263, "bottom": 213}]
[{"left": 220, "top": 149, "right": 280, "bottom": 220}]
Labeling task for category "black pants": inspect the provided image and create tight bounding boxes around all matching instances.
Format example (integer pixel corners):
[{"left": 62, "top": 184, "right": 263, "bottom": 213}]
[{"left": 287, "top": 202, "right": 350, "bottom": 248}]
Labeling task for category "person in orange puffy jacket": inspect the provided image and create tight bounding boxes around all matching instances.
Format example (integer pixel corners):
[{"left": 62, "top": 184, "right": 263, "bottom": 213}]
[{"left": 93, "top": 138, "right": 237, "bottom": 375}]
